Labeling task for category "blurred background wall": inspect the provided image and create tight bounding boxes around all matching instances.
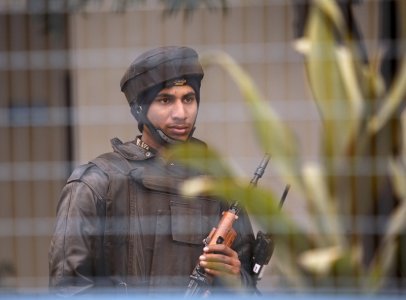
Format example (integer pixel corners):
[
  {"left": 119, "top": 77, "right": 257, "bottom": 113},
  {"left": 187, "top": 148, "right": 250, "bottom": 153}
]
[{"left": 0, "top": 0, "right": 392, "bottom": 293}]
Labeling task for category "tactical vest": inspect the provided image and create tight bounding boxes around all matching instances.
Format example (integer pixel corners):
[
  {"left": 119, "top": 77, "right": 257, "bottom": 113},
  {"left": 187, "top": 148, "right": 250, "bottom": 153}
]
[{"left": 90, "top": 151, "right": 222, "bottom": 290}]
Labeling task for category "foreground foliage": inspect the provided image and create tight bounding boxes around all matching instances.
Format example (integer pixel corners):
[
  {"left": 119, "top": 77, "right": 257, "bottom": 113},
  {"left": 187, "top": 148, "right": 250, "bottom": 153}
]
[{"left": 165, "top": 0, "right": 406, "bottom": 293}]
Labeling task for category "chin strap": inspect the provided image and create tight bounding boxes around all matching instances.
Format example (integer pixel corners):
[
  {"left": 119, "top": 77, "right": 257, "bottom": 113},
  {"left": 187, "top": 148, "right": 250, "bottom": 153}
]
[
  {"left": 156, "top": 127, "right": 196, "bottom": 145},
  {"left": 131, "top": 103, "right": 196, "bottom": 146}
]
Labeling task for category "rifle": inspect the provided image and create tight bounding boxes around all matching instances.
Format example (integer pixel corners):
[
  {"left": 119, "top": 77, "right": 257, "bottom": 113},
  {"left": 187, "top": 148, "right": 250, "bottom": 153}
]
[{"left": 185, "top": 154, "right": 271, "bottom": 297}]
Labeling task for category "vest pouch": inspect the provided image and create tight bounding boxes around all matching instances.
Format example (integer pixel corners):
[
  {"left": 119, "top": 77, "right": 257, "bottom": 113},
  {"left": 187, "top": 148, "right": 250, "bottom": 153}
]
[
  {"left": 130, "top": 167, "right": 221, "bottom": 287},
  {"left": 130, "top": 166, "right": 222, "bottom": 244},
  {"left": 170, "top": 200, "right": 203, "bottom": 245},
  {"left": 135, "top": 171, "right": 220, "bottom": 246}
]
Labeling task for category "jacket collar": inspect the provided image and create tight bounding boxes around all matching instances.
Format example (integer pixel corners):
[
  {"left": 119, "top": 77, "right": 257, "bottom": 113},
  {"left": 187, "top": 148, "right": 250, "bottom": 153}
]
[
  {"left": 110, "top": 136, "right": 207, "bottom": 161},
  {"left": 110, "top": 137, "right": 156, "bottom": 161}
]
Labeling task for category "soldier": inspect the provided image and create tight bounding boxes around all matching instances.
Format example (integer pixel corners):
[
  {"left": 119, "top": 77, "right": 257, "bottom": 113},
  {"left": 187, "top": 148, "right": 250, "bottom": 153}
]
[{"left": 49, "top": 46, "right": 256, "bottom": 295}]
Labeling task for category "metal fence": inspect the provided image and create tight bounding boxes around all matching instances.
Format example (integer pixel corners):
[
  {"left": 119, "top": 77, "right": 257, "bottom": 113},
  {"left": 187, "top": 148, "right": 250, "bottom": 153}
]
[{"left": 0, "top": 0, "right": 404, "bottom": 296}]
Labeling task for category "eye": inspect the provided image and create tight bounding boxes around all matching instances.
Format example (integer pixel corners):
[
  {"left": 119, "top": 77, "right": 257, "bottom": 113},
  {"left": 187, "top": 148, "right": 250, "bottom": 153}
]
[
  {"left": 158, "top": 97, "right": 170, "bottom": 104},
  {"left": 184, "top": 95, "right": 196, "bottom": 103}
]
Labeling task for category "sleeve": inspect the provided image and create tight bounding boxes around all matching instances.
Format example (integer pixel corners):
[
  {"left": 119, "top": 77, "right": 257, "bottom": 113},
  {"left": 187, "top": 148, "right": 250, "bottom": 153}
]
[{"left": 48, "top": 165, "right": 108, "bottom": 295}]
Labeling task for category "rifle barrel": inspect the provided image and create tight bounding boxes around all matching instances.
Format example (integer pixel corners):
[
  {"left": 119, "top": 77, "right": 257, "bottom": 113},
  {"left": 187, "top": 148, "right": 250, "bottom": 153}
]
[{"left": 250, "top": 153, "right": 270, "bottom": 187}]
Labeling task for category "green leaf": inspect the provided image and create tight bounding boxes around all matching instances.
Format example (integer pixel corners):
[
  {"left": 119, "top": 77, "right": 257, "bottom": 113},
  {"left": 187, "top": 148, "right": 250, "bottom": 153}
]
[
  {"left": 389, "top": 157, "right": 406, "bottom": 201},
  {"left": 384, "top": 159, "right": 406, "bottom": 239},
  {"left": 364, "top": 239, "right": 398, "bottom": 292},
  {"left": 368, "top": 55, "right": 406, "bottom": 134},
  {"left": 200, "top": 51, "right": 302, "bottom": 191},
  {"left": 364, "top": 158, "right": 406, "bottom": 292},
  {"left": 313, "top": 0, "right": 346, "bottom": 31},
  {"left": 304, "top": 3, "right": 364, "bottom": 159},
  {"left": 273, "top": 245, "right": 308, "bottom": 290},
  {"left": 302, "top": 162, "right": 345, "bottom": 248},
  {"left": 164, "top": 142, "right": 233, "bottom": 179}
]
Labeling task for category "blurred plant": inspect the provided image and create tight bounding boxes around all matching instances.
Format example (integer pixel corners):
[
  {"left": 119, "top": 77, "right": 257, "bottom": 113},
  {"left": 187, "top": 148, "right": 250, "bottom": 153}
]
[{"left": 164, "top": 0, "right": 406, "bottom": 293}]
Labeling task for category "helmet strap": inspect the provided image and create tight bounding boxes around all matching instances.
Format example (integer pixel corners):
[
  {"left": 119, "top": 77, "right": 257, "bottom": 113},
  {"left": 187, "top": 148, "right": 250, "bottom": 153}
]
[{"left": 131, "top": 104, "right": 196, "bottom": 147}]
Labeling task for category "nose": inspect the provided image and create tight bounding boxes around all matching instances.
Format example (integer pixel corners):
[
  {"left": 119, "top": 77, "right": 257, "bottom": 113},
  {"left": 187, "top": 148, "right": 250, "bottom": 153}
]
[{"left": 171, "top": 99, "right": 187, "bottom": 120}]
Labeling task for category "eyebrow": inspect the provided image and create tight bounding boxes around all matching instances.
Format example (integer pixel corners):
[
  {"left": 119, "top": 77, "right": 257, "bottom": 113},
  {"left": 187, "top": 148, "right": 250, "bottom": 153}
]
[{"left": 155, "top": 92, "right": 196, "bottom": 99}]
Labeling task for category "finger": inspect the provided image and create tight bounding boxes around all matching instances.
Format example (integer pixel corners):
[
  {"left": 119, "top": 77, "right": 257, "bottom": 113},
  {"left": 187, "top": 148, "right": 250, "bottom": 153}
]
[
  {"left": 203, "top": 253, "right": 239, "bottom": 267},
  {"left": 202, "top": 252, "right": 228, "bottom": 262},
  {"left": 204, "top": 245, "right": 238, "bottom": 258},
  {"left": 200, "top": 260, "right": 240, "bottom": 275},
  {"left": 203, "top": 267, "right": 221, "bottom": 277}
]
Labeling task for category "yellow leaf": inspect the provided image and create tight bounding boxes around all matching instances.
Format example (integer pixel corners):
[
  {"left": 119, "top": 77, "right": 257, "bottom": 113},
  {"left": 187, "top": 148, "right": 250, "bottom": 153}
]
[{"left": 298, "top": 246, "right": 343, "bottom": 275}]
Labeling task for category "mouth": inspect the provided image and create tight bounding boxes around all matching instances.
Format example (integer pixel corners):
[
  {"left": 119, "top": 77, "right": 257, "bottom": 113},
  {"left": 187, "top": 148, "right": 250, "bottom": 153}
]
[{"left": 167, "top": 125, "right": 191, "bottom": 137}]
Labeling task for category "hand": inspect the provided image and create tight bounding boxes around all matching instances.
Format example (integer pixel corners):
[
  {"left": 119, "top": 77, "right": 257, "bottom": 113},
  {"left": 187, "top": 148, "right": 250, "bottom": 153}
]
[{"left": 199, "top": 244, "right": 241, "bottom": 280}]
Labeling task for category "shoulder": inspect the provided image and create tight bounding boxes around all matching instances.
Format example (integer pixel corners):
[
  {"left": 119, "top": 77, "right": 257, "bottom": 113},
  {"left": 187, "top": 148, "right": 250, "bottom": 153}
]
[
  {"left": 67, "top": 162, "right": 110, "bottom": 199},
  {"left": 66, "top": 148, "right": 141, "bottom": 199},
  {"left": 65, "top": 137, "right": 150, "bottom": 198}
]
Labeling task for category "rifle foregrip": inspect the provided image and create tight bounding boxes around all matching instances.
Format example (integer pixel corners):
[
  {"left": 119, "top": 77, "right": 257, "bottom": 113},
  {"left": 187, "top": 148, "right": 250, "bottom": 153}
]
[
  {"left": 185, "top": 154, "right": 271, "bottom": 296},
  {"left": 186, "top": 210, "right": 238, "bottom": 296},
  {"left": 205, "top": 211, "right": 237, "bottom": 247}
]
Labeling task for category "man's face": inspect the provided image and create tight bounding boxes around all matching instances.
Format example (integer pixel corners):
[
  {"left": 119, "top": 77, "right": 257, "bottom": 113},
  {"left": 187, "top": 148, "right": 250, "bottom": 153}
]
[{"left": 143, "top": 84, "right": 198, "bottom": 148}]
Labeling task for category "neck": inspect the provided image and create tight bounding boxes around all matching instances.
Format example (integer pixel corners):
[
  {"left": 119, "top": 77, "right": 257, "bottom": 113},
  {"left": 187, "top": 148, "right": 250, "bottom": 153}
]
[{"left": 140, "top": 128, "right": 165, "bottom": 153}]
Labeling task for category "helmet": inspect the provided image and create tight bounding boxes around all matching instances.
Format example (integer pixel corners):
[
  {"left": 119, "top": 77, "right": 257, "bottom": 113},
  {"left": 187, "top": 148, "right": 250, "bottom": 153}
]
[{"left": 120, "top": 46, "right": 204, "bottom": 145}]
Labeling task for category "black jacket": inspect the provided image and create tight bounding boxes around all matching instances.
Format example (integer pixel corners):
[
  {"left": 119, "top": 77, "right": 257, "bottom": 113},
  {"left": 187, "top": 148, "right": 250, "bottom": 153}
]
[{"left": 49, "top": 138, "right": 256, "bottom": 295}]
